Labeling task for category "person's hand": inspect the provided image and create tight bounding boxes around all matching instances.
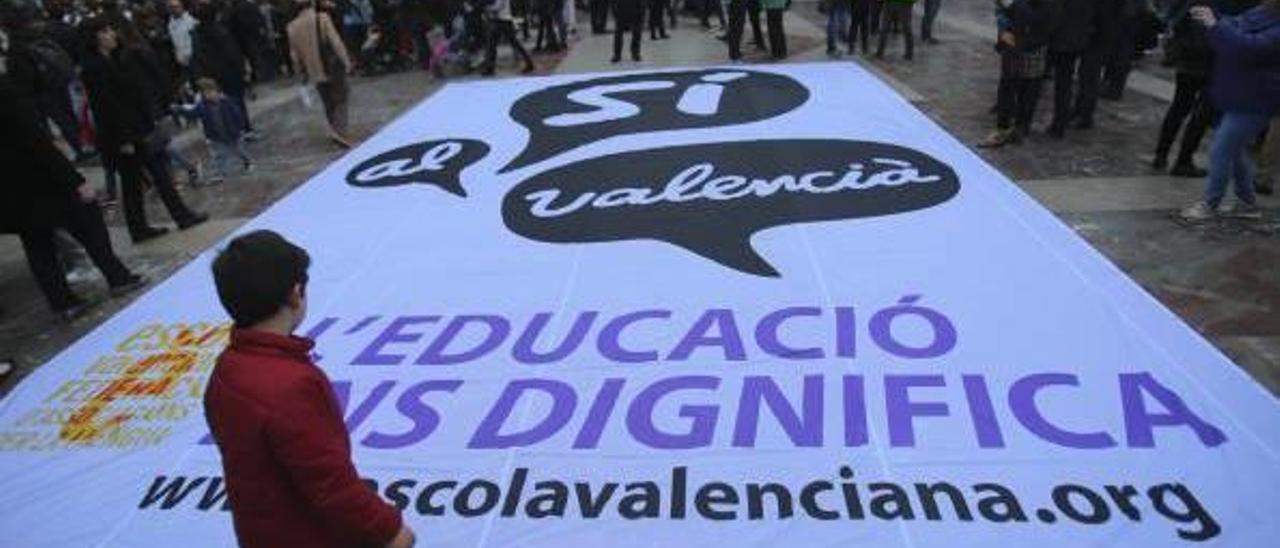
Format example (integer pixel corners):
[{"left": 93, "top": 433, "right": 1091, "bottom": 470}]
[
  {"left": 1190, "top": 6, "right": 1217, "bottom": 27},
  {"left": 120, "top": 143, "right": 135, "bottom": 156},
  {"left": 385, "top": 526, "right": 415, "bottom": 548},
  {"left": 999, "top": 31, "right": 1016, "bottom": 47},
  {"left": 75, "top": 182, "right": 97, "bottom": 204}
]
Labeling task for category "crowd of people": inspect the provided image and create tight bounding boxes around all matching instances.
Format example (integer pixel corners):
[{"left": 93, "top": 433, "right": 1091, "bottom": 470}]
[
  {"left": 1, "top": 0, "right": 1277, "bottom": 324},
  {"left": 969, "top": 0, "right": 1277, "bottom": 222}
]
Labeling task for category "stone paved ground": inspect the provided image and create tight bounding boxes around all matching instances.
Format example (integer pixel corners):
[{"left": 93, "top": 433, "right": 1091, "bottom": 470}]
[{"left": 1, "top": 0, "right": 1276, "bottom": 397}]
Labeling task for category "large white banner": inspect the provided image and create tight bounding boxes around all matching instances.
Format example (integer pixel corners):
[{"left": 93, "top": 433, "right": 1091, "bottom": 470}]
[{"left": 1, "top": 63, "right": 1277, "bottom": 547}]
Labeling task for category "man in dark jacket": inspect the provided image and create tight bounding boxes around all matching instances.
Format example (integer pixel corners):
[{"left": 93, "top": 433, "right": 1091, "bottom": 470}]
[
  {"left": 79, "top": 18, "right": 207, "bottom": 243},
  {"left": 0, "top": 75, "right": 146, "bottom": 319},
  {"left": 1046, "top": 0, "right": 1097, "bottom": 137},
  {"left": 205, "top": 230, "right": 415, "bottom": 548}
]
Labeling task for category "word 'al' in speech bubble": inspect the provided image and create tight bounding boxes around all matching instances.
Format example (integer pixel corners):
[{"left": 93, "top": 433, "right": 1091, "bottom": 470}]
[
  {"left": 346, "top": 139, "right": 490, "bottom": 196},
  {"left": 503, "top": 139, "right": 961, "bottom": 277}
]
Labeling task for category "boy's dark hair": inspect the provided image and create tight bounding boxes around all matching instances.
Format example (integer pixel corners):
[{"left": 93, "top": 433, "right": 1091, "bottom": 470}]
[{"left": 212, "top": 230, "right": 310, "bottom": 327}]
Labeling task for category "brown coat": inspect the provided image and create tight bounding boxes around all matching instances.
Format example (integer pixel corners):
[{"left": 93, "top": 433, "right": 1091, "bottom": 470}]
[{"left": 286, "top": 8, "right": 351, "bottom": 84}]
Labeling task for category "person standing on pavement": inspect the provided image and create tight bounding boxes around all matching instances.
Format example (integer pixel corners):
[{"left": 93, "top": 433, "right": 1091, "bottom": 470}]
[
  {"left": 1100, "top": 0, "right": 1145, "bottom": 99},
  {"left": 591, "top": 0, "right": 612, "bottom": 34},
  {"left": 478, "top": 0, "right": 536, "bottom": 75},
  {"left": 979, "top": 0, "right": 1060, "bottom": 148},
  {"left": 229, "top": 0, "right": 272, "bottom": 83},
  {"left": 876, "top": 0, "right": 916, "bottom": 60},
  {"left": 702, "top": 0, "right": 728, "bottom": 29},
  {"left": 167, "top": 0, "right": 198, "bottom": 81},
  {"left": 288, "top": 0, "right": 355, "bottom": 146},
  {"left": 79, "top": 18, "right": 207, "bottom": 244},
  {"left": 650, "top": 0, "right": 670, "bottom": 40},
  {"left": 726, "top": 0, "right": 767, "bottom": 60},
  {"left": 205, "top": 230, "right": 416, "bottom": 548},
  {"left": 612, "top": 0, "right": 645, "bottom": 62},
  {"left": 1072, "top": 0, "right": 1121, "bottom": 130},
  {"left": 921, "top": 0, "right": 943, "bottom": 44},
  {"left": 1045, "top": 0, "right": 1097, "bottom": 138},
  {"left": 848, "top": 0, "right": 873, "bottom": 53},
  {"left": 1179, "top": 0, "right": 1280, "bottom": 221},
  {"left": 1, "top": 61, "right": 147, "bottom": 320},
  {"left": 1153, "top": 0, "right": 1215, "bottom": 177},
  {"left": 762, "top": 0, "right": 788, "bottom": 59},
  {"left": 826, "top": 0, "right": 851, "bottom": 56}
]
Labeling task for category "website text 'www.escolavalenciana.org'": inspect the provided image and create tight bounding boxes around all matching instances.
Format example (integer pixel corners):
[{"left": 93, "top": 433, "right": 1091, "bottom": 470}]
[{"left": 140, "top": 465, "right": 1219, "bottom": 542}]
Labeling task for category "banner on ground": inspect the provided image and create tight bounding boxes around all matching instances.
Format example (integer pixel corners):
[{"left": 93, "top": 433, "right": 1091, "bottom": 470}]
[{"left": 1, "top": 63, "right": 1277, "bottom": 547}]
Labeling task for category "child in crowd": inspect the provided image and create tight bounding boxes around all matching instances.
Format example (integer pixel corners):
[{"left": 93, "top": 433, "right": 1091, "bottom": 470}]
[
  {"left": 176, "top": 78, "right": 253, "bottom": 183},
  {"left": 978, "top": 0, "right": 1059, "bottom": 148}
]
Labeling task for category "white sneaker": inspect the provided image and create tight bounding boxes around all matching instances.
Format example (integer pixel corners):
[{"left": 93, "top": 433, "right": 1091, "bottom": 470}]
[
  {"left": 1219, "top": 201, "right": 1263, "bottom": 220},
  {"left": 1179, "top": 201, "right": 1218, "bottom": 222}
]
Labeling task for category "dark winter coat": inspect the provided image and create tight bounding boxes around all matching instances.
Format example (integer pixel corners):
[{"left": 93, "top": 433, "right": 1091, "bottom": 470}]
[
  {"left": 1086, "top": 0, "right": 1126, "bottom": 50},
  {"left": 612, "top": 0, "right": 645, "bottom": 21},
  {"left": 1051, "top": 0, "right": 1098, "bottom": 52},
  {"left": 191, "top": 23, "right": 248, "bottom": 93},
  {"left": 1004, "top": 0, "right": 1062, "bottom": 51},
  {"left": 79, "top": 49, "right": 157, "bottom": 153},
  {"left": 118, "top": 45, "right": 173, "bottom": 119},
  {"left": 1170, "top": 2, "right": 1214, "bottom": 76},
  {"left": 228, "top": 0, "right": 269, "bottom": 59},
  {"left": 1208, "top": 4, "right": 1280, "bottom": 115},
  {"left": 0, "top": 79, "right": 85, "bottom": 233}
]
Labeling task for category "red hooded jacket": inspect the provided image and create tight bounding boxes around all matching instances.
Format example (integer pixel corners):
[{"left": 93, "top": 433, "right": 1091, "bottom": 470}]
[{"left": 204, "top": 329, "right": 402, "bottom": 548}]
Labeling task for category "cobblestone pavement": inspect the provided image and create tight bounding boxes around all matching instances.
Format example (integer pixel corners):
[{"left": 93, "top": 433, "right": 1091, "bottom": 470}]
[{"left": 1, "top": 0, "right": 1275, "bottom": 398}]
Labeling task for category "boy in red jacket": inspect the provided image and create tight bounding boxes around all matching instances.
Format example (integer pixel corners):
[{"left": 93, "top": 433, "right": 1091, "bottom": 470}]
[{"left": 205, "top": 230, "right": 415, "bottom": 548}]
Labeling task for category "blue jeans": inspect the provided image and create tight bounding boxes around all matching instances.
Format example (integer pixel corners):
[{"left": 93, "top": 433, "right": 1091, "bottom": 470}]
[
  {"left": 1205, "top": 112, "right": 1270, "bottom": 207},
  {"left": 209, "top": 140, "right": 252, "bottom": 178},
  {"left": 827, "top": 1, "right": 851, "bottom": 52}
]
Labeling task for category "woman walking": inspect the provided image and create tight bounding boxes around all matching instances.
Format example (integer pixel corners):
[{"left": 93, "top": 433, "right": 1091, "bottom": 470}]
[
  {"left": 288, "top": 0, "right": 355, "bottom": 147},
  {"left": 79, "top": 18, "right": 207, "bottom": 243}
]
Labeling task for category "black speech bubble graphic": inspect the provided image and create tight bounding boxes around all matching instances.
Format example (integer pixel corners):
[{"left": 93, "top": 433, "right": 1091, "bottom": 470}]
[
  {"left": 502, "top": 139, "right": 960, "bottom": 277},
  {"left": 346, "top": 139, "right": 490, "bottom": 196},
  {"left": 502, "top": 69, "right": 809, "bottom": 173}
]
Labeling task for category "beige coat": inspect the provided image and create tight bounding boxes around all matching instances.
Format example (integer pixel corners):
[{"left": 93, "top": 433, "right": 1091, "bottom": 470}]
[{"left": 286, "top": 9, "right": 352, "bottom": 84}]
